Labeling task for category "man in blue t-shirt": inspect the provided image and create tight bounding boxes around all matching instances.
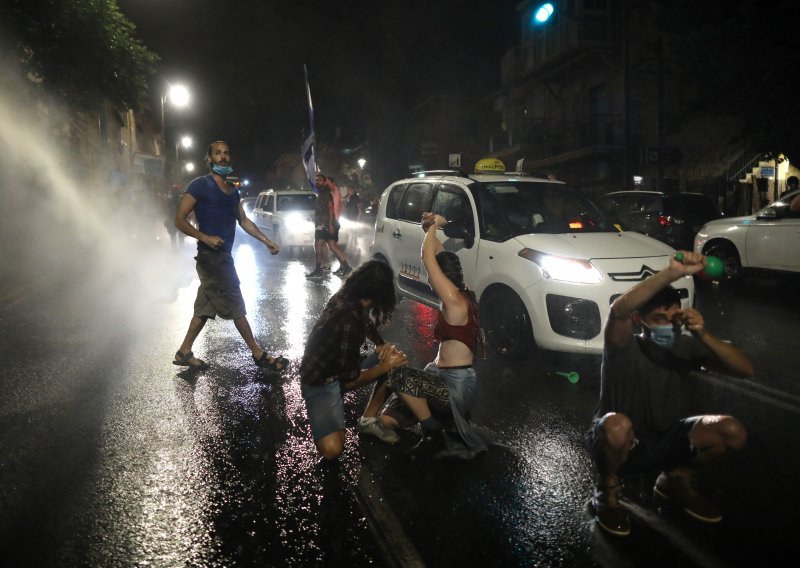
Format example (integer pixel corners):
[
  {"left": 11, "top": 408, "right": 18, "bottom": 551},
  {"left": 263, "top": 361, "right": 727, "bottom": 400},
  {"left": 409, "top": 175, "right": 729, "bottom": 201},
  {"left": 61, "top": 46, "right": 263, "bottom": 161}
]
[
  {"left": 172, "top": 140, "right": 288, "bottom": 373},
  {"left": 587, "top": 251, "right": 754, "bottom": 537}
]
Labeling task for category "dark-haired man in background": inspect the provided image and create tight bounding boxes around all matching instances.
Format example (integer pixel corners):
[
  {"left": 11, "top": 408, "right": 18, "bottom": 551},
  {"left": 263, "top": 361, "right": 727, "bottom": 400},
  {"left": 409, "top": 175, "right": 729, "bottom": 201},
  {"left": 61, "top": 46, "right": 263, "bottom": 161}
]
[{"left": 587, "top": 251, "right": 754, "bottom": 537}]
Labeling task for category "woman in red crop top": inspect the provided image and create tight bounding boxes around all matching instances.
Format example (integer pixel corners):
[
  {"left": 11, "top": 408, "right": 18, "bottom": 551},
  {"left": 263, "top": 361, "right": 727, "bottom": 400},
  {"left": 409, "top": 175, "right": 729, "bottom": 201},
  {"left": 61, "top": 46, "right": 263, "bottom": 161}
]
[{"left": 372, "top": 212, "right": 487, "bottom": 458}]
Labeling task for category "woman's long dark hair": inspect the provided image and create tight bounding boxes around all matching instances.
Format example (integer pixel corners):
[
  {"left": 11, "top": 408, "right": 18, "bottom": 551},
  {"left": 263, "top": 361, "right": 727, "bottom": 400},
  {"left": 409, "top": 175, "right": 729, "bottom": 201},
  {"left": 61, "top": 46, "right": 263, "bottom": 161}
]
[
  {"left": 338, "top": 260, "right": 397, "bottom": 325},
  {"left": 436, "top": 251, "right": 477, "bottom": 304}
]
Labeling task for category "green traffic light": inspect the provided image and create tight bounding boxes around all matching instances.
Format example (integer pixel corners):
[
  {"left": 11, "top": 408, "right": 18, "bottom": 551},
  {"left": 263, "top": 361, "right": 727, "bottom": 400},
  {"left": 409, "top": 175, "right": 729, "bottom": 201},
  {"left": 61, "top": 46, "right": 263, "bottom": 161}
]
[{"left": 533, "top": 2, "right": 555, "bottom": 25}]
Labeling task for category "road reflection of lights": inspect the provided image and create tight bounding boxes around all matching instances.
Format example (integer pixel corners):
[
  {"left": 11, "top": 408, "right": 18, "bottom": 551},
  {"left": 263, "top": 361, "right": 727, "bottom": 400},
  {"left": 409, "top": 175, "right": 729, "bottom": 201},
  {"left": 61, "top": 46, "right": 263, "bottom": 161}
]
[
  {"left": 234, "top": 244, "right": 259, "bottom": 308},
  {"left": 281, "top": 262, "right": 341, "bottom": 359}
]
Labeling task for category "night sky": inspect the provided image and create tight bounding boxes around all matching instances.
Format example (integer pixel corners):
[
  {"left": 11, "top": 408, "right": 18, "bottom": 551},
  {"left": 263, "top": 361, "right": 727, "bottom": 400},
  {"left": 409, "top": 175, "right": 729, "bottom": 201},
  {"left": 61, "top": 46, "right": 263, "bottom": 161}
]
[{"left": 117, "top": 0, "right": 518, "bottom": 184}]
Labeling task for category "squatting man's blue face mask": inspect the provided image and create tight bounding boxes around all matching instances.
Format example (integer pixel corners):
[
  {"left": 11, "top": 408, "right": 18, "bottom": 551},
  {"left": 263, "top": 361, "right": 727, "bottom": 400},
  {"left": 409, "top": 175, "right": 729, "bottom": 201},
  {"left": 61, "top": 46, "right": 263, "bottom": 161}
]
[{"left": 642, "top": 322, "right": 681, "bottom": 349}]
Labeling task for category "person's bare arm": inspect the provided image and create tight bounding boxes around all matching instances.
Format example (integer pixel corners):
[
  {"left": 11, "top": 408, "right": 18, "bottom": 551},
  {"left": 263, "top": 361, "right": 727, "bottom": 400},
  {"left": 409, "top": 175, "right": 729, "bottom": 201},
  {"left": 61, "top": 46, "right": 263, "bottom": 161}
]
[
  {"left": 421, "top": 213, "right": 463, "bottom": 316},
  {"left": 680, "top": 307, "right": 755, "bottom": 377},
  {"left": 238, "top": 202, "right": 279, "bottom": 254},
  {"left": 605, "top": 250, "right": 705, "bottom": 349}
]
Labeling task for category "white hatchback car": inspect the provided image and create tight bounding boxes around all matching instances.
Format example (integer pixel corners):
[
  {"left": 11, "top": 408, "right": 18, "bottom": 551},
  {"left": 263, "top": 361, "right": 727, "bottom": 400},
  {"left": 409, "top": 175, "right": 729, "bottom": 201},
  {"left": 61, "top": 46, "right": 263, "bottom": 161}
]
[
  {"left": 694, "top": 189, "right": 800, "bottom": 282},
  {"left": 370, "top": 164, "right": 695, "bottom": 357},
  {"left": 251, "top": 189, "right": 351, "bottom": 252}
]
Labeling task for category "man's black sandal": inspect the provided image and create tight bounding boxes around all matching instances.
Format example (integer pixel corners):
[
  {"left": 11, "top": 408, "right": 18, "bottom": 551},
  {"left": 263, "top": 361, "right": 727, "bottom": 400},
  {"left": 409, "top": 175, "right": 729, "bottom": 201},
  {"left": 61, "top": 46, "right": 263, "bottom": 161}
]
[
  {"left": 253, "top": 352, "right": 289, "bottom": 372},
  {"left": 173, "top": 350, "right": 210, "bottom": 369}
]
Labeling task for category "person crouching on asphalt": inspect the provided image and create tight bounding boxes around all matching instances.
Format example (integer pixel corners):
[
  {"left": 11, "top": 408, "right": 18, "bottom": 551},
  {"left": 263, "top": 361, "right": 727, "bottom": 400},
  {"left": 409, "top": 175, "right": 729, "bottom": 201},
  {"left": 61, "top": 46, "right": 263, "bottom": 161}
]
[
  {"left": 586, "top": 251, "right": 754, "bottom": 537},
  {"left": 371, "top": 212, "right": 488, "bottom": 459},
  {"left": 299, "top": 260, "right": 408, "bottom": 461}
]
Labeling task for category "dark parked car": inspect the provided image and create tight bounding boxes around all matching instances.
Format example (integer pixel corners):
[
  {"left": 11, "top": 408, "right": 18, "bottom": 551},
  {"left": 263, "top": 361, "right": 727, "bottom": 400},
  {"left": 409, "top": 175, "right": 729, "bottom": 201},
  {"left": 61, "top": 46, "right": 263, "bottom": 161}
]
[{"left": 598, "top": 190, "right": 723, "bottom": 251}]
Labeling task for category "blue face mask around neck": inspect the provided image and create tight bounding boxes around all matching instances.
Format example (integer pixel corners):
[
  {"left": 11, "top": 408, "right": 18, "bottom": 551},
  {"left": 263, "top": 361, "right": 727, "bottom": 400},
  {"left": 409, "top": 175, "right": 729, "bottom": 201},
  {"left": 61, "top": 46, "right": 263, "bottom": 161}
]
[
  {"left": 644, "top": 323, "right": 679, "bottom": 349},
  {"left": 212, "top": 164, "right": 234, "bottom": 176}
]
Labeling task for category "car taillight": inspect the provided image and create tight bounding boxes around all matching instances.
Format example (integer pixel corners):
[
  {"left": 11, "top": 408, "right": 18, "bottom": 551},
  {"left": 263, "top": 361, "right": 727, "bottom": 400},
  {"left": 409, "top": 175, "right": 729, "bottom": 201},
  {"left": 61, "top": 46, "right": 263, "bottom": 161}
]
[{"left": 658, "top": 215, "right": 671, "bottom": 227}]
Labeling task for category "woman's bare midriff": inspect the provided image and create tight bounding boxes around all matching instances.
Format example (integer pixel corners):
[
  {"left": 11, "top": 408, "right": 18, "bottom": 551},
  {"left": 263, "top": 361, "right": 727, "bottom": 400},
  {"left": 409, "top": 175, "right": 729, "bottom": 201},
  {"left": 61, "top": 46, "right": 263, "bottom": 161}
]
[{"left": 434, "top": 339, "right": 474, "bottom": 368}]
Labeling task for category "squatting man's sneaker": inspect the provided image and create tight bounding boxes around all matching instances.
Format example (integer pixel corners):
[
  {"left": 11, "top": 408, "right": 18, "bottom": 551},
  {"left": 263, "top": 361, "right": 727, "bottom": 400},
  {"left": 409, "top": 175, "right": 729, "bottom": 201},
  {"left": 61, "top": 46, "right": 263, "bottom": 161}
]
[
  {"left": 591, "top": 482, "right": 631, "bottom": 537},
  {"left": 653, "top": 472, "right": 722, "bottom": 523},
  {"left": 305, "top": 268, "right": 325, "bottom": 279},
  {"left": 357, "top": 417, "right": 400, "bottom": 444}
]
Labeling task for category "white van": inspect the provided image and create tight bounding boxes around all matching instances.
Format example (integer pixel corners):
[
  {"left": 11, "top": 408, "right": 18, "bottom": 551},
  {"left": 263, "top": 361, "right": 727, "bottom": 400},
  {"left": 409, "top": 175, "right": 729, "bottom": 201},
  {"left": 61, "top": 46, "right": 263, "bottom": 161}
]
[{"left": 369, "top": 161, "right": 694, "bottom": 357}]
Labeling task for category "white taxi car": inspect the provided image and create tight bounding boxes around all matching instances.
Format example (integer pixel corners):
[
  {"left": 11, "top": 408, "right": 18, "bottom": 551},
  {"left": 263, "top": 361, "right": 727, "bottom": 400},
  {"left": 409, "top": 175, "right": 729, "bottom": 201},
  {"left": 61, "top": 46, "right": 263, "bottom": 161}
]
[
  {"left": 694, "top": 189, "right": 800, "bottom": 282},
  {"left": 251, "top": 189, "right": 351, "bottom": 252},
  {"left": 370, "top": 159, "right": 695, "bottom": 357}
]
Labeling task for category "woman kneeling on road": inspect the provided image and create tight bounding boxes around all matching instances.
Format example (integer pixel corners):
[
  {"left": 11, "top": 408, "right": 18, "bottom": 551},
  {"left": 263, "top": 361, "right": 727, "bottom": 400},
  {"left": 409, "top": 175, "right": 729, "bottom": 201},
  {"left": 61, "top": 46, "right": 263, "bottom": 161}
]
[
  {"left": 299, "top": 260, "right": 408, "bottom": 461},
  {"left": 375, "top": 212, "right": 488, "bottom": 459}
]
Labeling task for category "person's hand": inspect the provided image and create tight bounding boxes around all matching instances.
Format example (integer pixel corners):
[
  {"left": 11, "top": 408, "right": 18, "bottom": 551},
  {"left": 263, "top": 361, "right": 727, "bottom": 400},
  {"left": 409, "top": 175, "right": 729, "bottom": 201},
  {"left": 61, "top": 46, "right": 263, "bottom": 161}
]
[
  {"left": 202, "top": 235, "right": 225, "bottom": 250},
  {"left": 265, "top": 240, "right": 279, "bottom": 255},
  {"left": 677, "top": 307, "right": 706, "bottom": 337},
  {"left": 382, "top": 345, "right": 408, "bottom": 369},
  {"left": 422, "top": 212, "right": 435, "bottom": 232},
  {"left": 375, "top": 343, "right": 394, "bottom": 361},
  {"left": 669, "top": 250, "right": 706, "bottom": 277}
]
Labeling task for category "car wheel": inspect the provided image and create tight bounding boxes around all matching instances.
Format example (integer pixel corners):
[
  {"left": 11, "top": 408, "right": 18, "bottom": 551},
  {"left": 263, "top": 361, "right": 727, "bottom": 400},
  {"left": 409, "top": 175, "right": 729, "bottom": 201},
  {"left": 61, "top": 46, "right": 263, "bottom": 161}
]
[
  {"left": 479, "top": 287, "right": 534, "bottom": 359},
  {"left": 703, "top": 240, "right": 742, "bottom": 282}
]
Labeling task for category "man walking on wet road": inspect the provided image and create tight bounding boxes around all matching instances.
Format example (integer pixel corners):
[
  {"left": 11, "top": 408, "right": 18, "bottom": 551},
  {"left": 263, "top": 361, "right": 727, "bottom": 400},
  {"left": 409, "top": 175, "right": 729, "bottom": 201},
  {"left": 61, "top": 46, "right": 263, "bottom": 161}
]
[
  {"left": 306, "top": 174, "right": 351, "bottom": 279},
  {"left": 587, "top": 250, "right": 754, "bottom": 537},
  {"left": 172, "top": 140, "right": 288, "bottom": 372}
]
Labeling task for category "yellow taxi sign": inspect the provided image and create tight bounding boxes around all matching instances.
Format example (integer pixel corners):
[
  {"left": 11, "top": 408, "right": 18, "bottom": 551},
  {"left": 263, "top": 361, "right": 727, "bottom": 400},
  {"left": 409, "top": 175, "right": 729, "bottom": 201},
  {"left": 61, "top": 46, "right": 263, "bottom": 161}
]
[{"left": 474, "top": 158, "right": 506, "bottom": 174}]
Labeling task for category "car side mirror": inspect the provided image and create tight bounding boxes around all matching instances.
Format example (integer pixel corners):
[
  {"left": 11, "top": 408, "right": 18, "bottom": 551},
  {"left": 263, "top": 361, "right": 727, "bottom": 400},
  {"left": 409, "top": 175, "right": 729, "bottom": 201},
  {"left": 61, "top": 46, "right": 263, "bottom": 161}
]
[
  {"left": 443, "top": 220, "right": 474, "bottom": 249},
  {"left": 756, "top": 207, "right": 779, "bottom": 220}
]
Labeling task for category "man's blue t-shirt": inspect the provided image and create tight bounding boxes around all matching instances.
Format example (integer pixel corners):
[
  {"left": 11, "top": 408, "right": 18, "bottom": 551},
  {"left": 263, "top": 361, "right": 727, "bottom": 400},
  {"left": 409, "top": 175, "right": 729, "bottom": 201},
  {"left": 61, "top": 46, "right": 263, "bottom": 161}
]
[{"left": 186, "top": 175, "right": 241, "bottom": 252}]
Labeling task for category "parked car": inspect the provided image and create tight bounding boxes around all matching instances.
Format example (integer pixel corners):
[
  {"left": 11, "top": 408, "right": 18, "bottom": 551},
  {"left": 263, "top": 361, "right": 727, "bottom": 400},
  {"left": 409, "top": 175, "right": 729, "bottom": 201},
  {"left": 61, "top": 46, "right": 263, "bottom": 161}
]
[
  {"left": 370, "top": 162, "right": 695, "bottom": 357},
  {"left": 598, "top": 190, "right": 723, "bottom": 251},
  {"left": 251, "top": 189, "right": 351, "bottom": 252},
  {"left": 694, "top": 189, "right": 800, "bottom": 282}
]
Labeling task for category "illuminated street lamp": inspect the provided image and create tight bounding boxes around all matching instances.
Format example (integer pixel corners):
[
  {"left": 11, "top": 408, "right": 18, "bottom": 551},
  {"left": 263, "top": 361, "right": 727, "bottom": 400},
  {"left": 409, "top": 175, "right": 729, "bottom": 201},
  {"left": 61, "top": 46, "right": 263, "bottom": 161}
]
[
  {"left": 184, "top": 162, "right": 195, "bottom": 173},
  {"left": 176, "top": 135, "right": 192, "bottom": 163},
  {"left": 160, "top": 84, "right": 190, "bottom": 141},
  {"left": 357, "top": 158, "right": 367, "bottom": 169}
]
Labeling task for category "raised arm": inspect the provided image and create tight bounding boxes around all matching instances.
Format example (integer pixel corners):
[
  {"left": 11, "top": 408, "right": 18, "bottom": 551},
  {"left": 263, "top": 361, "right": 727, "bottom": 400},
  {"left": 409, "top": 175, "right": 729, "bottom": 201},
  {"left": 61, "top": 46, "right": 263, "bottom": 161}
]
[
  {"left": 421, "top": 212, "right": 462, "bottom": 312},
  {"left": 605, "top": 250, "right": 705, "bottom": 349}
]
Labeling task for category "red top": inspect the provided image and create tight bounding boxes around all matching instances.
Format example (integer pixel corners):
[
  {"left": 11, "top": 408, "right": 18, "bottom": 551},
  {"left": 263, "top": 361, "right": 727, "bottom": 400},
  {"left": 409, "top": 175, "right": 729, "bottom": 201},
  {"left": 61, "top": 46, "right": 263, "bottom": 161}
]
[{"left": 434, "top": 292, "right": 479, "bottom": 351}]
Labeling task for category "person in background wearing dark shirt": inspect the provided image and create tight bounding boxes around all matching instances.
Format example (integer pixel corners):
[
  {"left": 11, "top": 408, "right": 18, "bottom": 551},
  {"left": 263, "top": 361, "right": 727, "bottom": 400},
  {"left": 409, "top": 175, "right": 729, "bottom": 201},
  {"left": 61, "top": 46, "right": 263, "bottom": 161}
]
[
  {"left": 587, "top": 251, "right": 754, "bottom": 537},
  {"left": 343, "top": 186, "right": 361, "bottom": 222},
  {"left": 172, "top": 141, "right": 288, "bottom": 372},
  {"left": 300, "top": 260, "right": 408, "bottom": 461}
]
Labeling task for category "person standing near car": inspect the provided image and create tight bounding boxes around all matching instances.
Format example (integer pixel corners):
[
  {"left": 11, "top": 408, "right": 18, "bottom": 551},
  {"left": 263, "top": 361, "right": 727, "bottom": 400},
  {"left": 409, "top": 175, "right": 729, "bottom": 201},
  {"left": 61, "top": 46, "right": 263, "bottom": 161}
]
[
  {"left": 343, "top": 186, "right": 361, "bottom": 222},
  {"left": 586, "top": 251, "right": 754, "bottom": 537},
  {"left": 306, "top": 174, "right": 351, "bottom": 279},
  {"left": 172, "top": 140, "right": 288, "bottom": 372}
]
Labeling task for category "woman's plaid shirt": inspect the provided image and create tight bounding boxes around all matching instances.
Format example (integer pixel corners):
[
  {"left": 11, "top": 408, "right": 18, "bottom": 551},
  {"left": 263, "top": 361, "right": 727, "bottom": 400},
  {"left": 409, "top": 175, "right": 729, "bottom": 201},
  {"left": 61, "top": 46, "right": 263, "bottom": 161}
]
[{"left": 299, "top": 294, "right": 382, "bottom": 386}]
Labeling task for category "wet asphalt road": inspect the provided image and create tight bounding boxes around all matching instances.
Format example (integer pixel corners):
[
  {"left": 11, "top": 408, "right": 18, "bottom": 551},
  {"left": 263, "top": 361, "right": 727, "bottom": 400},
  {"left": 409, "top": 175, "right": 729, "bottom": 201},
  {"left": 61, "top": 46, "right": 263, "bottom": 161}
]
[{"left": 1, "top": 227, "right": 799, "bottom": 567}]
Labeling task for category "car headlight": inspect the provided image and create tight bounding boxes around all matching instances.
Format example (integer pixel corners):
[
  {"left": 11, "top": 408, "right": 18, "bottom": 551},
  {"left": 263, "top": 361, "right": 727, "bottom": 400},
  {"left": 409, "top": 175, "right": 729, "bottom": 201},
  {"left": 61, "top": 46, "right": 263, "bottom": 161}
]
[
  {"left": 518, "top": 248, "right": 603, "bottom": 284},
  {"left": 284, "top": 212, "right": 314, "bottom": 233}
]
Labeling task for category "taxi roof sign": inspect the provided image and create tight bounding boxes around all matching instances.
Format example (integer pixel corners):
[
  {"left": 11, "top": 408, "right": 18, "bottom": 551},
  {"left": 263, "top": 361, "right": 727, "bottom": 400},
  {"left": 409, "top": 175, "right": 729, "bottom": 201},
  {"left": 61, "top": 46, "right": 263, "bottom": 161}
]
[{"left": 474, "top": 158, "right": 506, "bottom": 174}]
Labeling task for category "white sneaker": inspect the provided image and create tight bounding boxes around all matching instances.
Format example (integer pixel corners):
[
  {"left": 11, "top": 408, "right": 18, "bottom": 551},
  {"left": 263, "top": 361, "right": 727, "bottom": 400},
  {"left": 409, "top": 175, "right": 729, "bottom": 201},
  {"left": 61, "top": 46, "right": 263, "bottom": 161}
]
[{"left": 357, "top": 417, "right": 400, "bottom": 444}]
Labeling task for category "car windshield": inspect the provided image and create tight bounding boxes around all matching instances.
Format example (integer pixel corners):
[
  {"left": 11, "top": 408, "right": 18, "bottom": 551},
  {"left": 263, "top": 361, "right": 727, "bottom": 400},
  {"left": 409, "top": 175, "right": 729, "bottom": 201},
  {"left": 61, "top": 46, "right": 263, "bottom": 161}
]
[
  {"left": 276, "top": 194, "right": 316, "bottom": 211},
  {"left": 481, "top": 181, "right": 615, "bottom": 236}
]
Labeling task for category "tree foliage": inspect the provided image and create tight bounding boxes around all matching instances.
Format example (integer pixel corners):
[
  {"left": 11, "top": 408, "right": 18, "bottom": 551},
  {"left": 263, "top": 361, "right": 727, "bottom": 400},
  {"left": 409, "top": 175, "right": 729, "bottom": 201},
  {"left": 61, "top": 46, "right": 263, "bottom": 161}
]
[{"left": 2, "top": 0, "right": 159, "bottom": 110}]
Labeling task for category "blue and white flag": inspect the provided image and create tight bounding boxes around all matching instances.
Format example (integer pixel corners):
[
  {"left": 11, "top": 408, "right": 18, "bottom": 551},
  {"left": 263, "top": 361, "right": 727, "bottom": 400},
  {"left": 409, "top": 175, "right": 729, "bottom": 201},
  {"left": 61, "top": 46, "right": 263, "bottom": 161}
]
[{"left": 302, "top": 64, "right": 317, "bottom": 193}]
